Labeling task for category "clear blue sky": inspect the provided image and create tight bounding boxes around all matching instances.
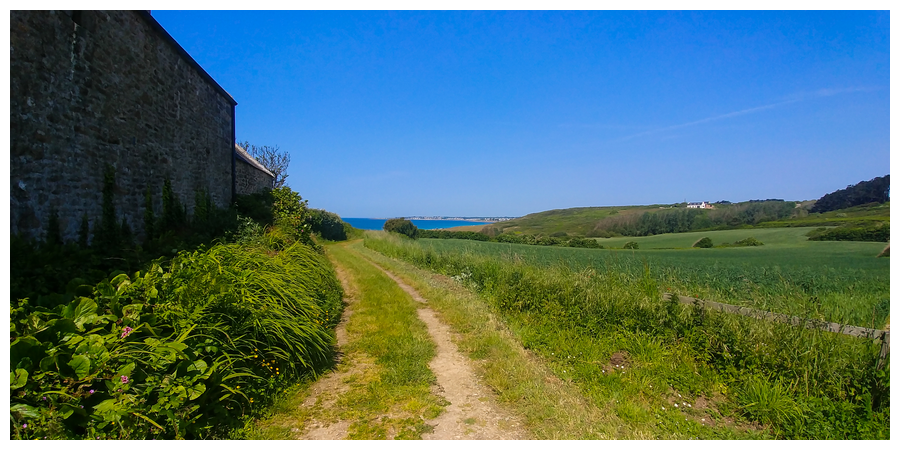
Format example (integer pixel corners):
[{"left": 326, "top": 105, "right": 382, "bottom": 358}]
[{"left": 152, "top": 10, "right": 889, "bottom": 218}]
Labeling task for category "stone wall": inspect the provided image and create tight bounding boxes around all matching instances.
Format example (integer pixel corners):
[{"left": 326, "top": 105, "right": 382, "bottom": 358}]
[
  {"left": 10, "top": 10, "right": 236, "bottom": 242},
  {"left": 234, "top": 144, "right": 275, "bottom": 195},
  {"left": 235, "top": 160, "right": 275, "bottom": 195}
]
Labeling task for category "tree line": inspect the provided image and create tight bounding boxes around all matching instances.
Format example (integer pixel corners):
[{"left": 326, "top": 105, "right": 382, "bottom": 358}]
[
  {"left": 810, "top": 175, "right": 889, "bottom": 213},
  {"left": 588, "top": 200, "right": 797, "bottom": 237}
]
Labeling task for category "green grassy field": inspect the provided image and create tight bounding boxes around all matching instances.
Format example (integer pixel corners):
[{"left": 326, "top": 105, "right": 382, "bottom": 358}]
[
  {"left": 364, "top": 231, "right": 890, "bottom": 439},
  {"left": 593, "top": 227, "right": 826, "bottom": 248},
  {"left": 414, "top": 227, "right": 889, "bottom": 329}
]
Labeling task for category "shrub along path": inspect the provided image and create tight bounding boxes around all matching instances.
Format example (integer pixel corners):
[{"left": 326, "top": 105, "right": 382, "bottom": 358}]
[{"left": 253, "top": 240, "right": 525, "bottom": 439}]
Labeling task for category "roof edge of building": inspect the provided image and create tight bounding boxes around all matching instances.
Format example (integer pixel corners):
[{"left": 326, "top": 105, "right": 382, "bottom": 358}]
[
  {"left": 136, "top": 11, "right": 237, "bottom": 106},
  {"left": 234, "top": 144, "right": 276, "bottom": 179}
]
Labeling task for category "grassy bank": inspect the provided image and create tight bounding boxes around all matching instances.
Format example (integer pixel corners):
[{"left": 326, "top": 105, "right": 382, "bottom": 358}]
[
  {"left": 364, "top": 231, "right": 889, "bottom": 439},
  {"left": 10, "top": 226, "right": 343, "bottom": 440}
]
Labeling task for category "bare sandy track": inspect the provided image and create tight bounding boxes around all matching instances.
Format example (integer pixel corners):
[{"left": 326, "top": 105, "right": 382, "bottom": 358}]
[
  {"left": 297, "top": 247, "right": 526, "bottom": 440},
  {"left": 295, "top": 264, "right": 358, "bottom": 440},
  {"left": 368, "top": 259, "right": 526, "bottom": 440}
]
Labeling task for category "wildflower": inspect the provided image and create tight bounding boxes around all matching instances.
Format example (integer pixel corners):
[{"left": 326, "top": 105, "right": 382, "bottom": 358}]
[
  {"left": 674, "top": 403, "right": 679, "bottom": 407},
  {"left": 42, "top": 396, "right": 47, "bottom": 401},
  {"left": 121, "top": 326, "right": 134, "bottom": 338},
  {"left": 121, "top": 375, "right": 129, "bottom": 384},
  {"left": 89, "top": 390, "right": 95, "bottom": 394},
  {"left": 661, "top": 407, "right": 665, "bottom": 410},
  {"left": 23, "top": 424, "right": 27, "bottom": 429}
]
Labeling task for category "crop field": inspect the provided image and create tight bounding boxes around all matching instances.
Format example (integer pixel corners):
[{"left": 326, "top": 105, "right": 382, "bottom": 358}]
[
  {"left": 592, "top": 227, "right": 834, "bottom": 248},
  {"left": 364, "top": 231, "right": 890, "bottom": 439},
  {"left": 414, "top": 227, "right": 889, "bottom": 329}
]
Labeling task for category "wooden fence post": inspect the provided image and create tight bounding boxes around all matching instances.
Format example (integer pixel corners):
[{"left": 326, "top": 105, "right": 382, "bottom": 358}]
[{"left": 877, "top": 331, "right": 890, "bottom": 370}]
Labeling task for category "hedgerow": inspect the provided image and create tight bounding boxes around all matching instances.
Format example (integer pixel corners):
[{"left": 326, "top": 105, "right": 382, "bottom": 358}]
[
  {"left": 418, "top": 229, "right": 604, "bottom": 248},
  {"left": 806, "top": 223, "right": 889, "bottom": 242}
]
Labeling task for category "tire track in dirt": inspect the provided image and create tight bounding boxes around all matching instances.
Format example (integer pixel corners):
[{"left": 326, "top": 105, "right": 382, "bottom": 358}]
[
  {"left": 296, "top": 246, "right": 526, "bottom": 440},
  {"left": 364, "top": 256, "right": 527, "bottom": 440},
  {"left": 294, "top": 263, "right": 360, "bottom": 440}
]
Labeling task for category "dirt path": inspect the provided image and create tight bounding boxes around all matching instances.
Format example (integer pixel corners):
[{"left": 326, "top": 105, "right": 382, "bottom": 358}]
[
  {"left": 368, "top": 259, "right": 526, "bottom": 440},
  {"left": 294, "top": 263, "right": 359, "bottom": 440},
  {"left": 296, "top": 246, "right": 526, "bottom": 440}
]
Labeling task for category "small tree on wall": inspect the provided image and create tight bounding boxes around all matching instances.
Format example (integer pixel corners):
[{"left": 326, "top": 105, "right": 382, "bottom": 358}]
[{"left": 238, "top": 140, "right": 290, "bottom": 188}]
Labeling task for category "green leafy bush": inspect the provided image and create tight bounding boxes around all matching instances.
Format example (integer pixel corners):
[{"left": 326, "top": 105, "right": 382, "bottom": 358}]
[
  {"left": 733, "top": 237, "right": 763, "bottom": 247},
  {"left": 343, "top": 222, "right": 365, "bottom": 240},
  {"left": 807, "top": 223, "right": 889, "bottom": 242},
  {"left": 308, "top": 209, "right": 348, "bottom": 241},
  {"left": 234, "top": 189, "right": 275, "bottom": 226},
  {"left": 383, "top": 218, "right": 419, "bottom": 239},
  {"left": 564, "top": 237, "right": 603, "bottom": 249},
  {"left": 623, "top": 241, "right": 639, "bottom": 249},
  {"left": 692, "top": 237, "right": 713, "bottom": 248},
  {"left": 268, "top": 186, "right": 317, "bottom": 248}
]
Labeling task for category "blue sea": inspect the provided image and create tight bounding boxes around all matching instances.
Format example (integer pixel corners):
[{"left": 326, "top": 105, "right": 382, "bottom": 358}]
[{"left": 344, "top": 218, "right": 492, "bottom": 231}]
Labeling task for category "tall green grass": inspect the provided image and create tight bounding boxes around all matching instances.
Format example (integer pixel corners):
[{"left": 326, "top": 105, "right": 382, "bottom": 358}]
[{"left": 364, "top": 231, "right": 889, "bottom": 439}]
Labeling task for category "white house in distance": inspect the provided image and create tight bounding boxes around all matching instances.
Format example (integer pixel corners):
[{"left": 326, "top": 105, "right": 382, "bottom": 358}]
[{"left": 686, "top": 201, "right": 712, "bottom": 209}]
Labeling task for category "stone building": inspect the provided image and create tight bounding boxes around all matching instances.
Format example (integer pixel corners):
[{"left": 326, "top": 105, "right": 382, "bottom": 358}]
[
  {"left": 10, "top": 10, "right": 272, "bottom": 242},
  {"left": 234, "top": 143, "right": 275, "bottom": 195}
]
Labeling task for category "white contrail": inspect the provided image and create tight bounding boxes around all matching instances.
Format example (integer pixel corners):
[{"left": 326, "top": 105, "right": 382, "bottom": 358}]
[{"left": 616, "top": 86, "right": 878, "bottom": 142}]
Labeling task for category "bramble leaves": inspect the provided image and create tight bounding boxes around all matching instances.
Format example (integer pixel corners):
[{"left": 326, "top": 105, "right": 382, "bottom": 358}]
[
  {"left": 68, "top": 355, "right": 91, "bottom": 380},
  {"left": 11, "top": 369, "right": 28, "bottom": 389},
  {"left": 63, "top": 297, "right": 98, "bottom": 331}
]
